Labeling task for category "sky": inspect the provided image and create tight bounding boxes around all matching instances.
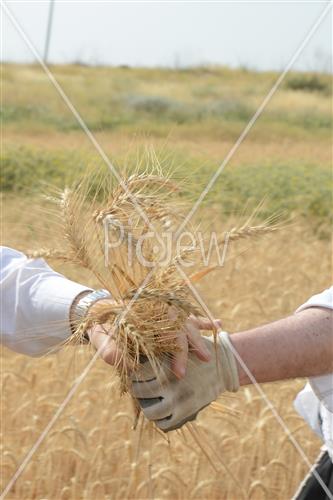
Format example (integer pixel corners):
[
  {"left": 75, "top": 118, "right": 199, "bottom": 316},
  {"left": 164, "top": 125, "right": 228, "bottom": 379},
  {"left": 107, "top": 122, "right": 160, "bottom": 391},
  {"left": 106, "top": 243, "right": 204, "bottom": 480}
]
[{"left": 2, "top": 1, "right": 332, "bottom": 72}]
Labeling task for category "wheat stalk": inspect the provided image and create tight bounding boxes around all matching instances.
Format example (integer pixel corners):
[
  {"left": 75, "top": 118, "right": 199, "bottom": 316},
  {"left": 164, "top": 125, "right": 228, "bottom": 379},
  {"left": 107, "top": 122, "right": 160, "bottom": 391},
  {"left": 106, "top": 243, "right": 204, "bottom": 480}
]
[
  {"left": 27, "top": 155, "right": 281, "bottom": 391},
  {"left": 26, "top": 248, "right": 71, "bottom": 262},
  {"left": 220, "top": 223, "right": 281, "bottom": 244}
]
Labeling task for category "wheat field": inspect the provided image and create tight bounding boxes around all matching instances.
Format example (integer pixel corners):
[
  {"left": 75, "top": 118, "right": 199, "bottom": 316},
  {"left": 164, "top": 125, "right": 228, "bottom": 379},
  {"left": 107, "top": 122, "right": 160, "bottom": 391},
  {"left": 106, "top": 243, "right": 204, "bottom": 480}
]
[
  {"left": 2, "top": 201, "right": 330, "bottom": 499},
  {"left": 1, "top": 64, "right": 332, "bottom": 499}
]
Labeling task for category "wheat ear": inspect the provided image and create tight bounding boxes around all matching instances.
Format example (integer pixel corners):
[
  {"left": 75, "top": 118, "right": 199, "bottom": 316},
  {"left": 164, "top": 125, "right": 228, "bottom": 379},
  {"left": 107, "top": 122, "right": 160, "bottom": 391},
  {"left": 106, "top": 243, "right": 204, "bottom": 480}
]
[{"left": 26, "top": 248, "right": 72, "bottom": 261}]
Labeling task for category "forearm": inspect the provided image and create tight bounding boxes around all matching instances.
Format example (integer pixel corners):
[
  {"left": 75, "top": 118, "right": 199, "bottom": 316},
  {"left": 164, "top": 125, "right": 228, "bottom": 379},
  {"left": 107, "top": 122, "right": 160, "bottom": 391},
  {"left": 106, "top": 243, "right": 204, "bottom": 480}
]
[
  {"left": 230, "top": 307, "right": 333, "bottom": 386},
  {"left": 0, "top": 247, "right": 90, "bottom": 356}
]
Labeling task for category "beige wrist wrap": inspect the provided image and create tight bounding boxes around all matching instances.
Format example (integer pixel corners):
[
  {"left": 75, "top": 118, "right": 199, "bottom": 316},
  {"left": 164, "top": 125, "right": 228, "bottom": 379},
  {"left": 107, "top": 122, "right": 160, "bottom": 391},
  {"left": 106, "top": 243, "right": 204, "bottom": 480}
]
[{"left": 217, "top": 331, "right": 240, "bottom": 393}]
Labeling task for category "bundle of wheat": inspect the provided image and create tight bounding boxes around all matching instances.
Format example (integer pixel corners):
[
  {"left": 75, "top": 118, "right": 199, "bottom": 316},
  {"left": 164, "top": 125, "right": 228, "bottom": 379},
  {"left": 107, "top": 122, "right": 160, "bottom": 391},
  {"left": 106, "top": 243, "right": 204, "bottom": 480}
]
[{"left": 27, "top": 159, "right": 281, "bottom": 393}]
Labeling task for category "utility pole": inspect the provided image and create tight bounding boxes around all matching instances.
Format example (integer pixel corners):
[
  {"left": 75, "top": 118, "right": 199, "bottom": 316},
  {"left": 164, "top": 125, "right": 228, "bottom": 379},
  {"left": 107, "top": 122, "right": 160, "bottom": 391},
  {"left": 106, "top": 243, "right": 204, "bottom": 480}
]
[{"left": 44, "top": 0, "right": 55, "bottom": 63}]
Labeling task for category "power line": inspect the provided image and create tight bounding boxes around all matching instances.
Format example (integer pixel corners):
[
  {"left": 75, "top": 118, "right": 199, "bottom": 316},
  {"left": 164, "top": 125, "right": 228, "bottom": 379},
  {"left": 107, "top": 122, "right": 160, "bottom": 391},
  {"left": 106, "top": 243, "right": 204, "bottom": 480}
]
[{"left": 43, "top": 0, "right": 55, "bottom": 63}]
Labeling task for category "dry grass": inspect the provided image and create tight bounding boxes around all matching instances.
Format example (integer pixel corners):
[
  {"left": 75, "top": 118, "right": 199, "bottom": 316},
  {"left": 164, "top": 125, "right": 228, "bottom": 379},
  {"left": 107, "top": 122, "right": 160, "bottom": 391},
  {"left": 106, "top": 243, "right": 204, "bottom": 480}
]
[{"left": 1, "top": 193, "right": 330, "bottom": 499}]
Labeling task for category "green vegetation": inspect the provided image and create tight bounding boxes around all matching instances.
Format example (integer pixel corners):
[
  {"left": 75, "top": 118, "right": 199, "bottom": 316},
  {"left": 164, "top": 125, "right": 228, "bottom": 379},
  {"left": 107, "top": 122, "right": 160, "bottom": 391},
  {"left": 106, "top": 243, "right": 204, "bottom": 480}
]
[
  {"left": 0, "top": 147, "right": 85, "bottom": 192},
  {"left": 285, "top": 74, "right": 330, "bottom": 94},
  {"left": 2, "top": 146, "right": 331, "bottom": 227},
  {"left": 2, "top": 64, "right": 331, "bottom": 139},
  {"left": 2, "top": 64, "right": 331, "bottom": 233}
]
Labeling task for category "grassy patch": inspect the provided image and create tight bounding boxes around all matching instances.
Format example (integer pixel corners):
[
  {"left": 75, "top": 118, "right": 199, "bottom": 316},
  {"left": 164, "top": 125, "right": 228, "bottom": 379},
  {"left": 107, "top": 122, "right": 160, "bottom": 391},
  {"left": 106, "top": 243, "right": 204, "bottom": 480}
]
[
  {"left": 285, "top": 74, "right": 330, "bottom": 94},
  {"left": 3, "top": 64, "right": 331, "bottom": 139},
  {"left": 2, "top": 64, "right": 331, "bottom": 236},
  {"left": 2, "top": 146, "right": 331, "bottom": 230},
  {"left": 0, "top": 147, "right": 86, "bottom": 192}
]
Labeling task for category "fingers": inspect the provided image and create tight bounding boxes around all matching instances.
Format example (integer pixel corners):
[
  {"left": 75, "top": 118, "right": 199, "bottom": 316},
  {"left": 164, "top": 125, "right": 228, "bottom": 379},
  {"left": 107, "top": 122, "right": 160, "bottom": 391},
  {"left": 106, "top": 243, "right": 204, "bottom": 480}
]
[
  {"left": 168, "top": 307, "right": 189, "bottom": 378},
  {"left": 189, "top": 315, "right": 222, "bottom": 331},
  {"left": 132, "top": 359, "right": 157, "bottom": 383},
  {"left": 131, "top": 376, "right": 164, "bottom": 399},
  {"left": 130, "top": 363, "right": 172, "bottom": 421},
  {"left": 170, "top": 330, "right": 188, "bottom": 379},
  {"left": 88, "top": 325, "right": 123, "bottom": 366},
  {"left": 167, "top": 307, "right": 222, "bottom": 377},
  {"left": 186, "top": 320, "right": 211, "bottom": 362},
  {"left": 156, "top": 411, "right": 198, "bottom": 432},
  {"left": 139, "top": 397, "right": 171, "bottom": 421}
]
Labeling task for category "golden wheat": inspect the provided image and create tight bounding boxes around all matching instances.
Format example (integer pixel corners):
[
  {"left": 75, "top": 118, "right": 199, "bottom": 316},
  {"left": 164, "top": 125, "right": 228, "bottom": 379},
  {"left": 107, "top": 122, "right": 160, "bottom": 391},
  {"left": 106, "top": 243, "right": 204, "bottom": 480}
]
[
  {"left": 23, "top": 161, "right": 283, "bottom": 399},
  {"left": 2, "top": 198, "right": 329, "bottom": 499}
]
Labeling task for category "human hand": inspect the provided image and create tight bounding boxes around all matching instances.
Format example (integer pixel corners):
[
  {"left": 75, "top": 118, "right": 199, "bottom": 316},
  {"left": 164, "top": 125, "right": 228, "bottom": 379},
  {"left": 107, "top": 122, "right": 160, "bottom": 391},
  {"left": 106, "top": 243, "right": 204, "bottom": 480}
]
[
  {"left": 129, "top": 331, "right": 239, "bottom": 432},
  {"left": 168, "top": 312, "right": 222, "bottom": 378},
  {"left": 87, "top": 298, "right": 220, "bottom": 378},
  {"left": 86, "top": 298, "right": 123, "bottom": 365}
]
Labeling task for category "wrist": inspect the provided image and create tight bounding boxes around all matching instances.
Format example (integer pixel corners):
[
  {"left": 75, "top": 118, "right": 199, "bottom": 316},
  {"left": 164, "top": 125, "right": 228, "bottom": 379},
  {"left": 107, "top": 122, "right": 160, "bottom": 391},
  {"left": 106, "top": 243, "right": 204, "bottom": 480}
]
[
  {"left": 218, "top": 331, "right": 240, "bottom": 392},
  {"left": 206, "top": 332, "right": 240, "bottom": 393},
  {"left": 229, "top": 332, "right": 254, "bottom": 386},
  {"left": 69, "top": 290, "right": 92, "bottom": 340},
  {"left": 70, "top": 289, "right": 112, "bottom": 342}
]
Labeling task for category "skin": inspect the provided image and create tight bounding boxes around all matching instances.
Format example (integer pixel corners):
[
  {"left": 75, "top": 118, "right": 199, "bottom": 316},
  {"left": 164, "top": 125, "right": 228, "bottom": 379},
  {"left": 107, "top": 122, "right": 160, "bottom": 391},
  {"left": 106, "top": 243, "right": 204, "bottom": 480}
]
[
  {"left": 86, "top": 298, "right": 218, "bottom": 378},
  {"left": 81, "top": 295, "right": 333, "bottom": 434},
  {"left": 85, "top": 297, "right": 333, "bottom": 385},
  {"left": 231, "top": 307, "right": 333, "bottom": 386}
]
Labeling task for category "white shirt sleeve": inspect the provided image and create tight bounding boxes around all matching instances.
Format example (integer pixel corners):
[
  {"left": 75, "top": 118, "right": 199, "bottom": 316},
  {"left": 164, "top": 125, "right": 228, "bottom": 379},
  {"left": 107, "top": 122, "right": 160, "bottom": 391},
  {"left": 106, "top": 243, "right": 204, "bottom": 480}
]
[
  {"left": 296, "top": 287, "right": 333, "bottom": 314},
  {"left": 295, "top": 286, "right": 333, "bottom": 412},
  {"left": 0, "top": 246, "right": 91, "bottom": 356},
  {"left": 293, "top": 287, "right": 333, "bottom": 459}
]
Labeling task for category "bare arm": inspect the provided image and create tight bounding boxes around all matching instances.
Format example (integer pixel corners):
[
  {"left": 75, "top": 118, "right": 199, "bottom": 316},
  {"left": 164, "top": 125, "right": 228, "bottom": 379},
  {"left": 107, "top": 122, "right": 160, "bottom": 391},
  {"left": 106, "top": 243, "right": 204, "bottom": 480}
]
[
  {"left": 231, "top": 307, "right": 333, "bottom": 386},
  {"left": 129, "top": 307, "right": 333, "bottom": 432}
]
